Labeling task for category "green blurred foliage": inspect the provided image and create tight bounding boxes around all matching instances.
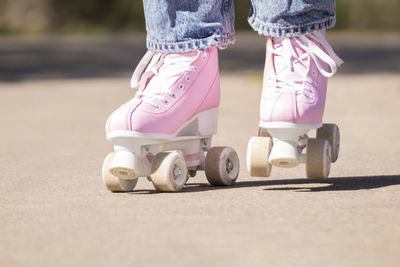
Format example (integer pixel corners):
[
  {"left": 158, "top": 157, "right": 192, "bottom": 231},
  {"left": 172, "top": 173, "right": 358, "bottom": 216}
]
[
  {"left": 51, "top": 0, "right": 145, "bottom": 32},
  {"left": 335, "top": 0, "right": 400, "bottom": 30}
]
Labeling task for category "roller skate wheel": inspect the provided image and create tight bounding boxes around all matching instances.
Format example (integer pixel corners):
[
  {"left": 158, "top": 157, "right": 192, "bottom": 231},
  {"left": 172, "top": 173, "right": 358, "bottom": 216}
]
[
  {"left": 205, "top": 146, "right": 239, "bottom": 186},
  {"left": 102, "top": 152, "right": 138, "bottom": 192},
  {"left": 317, "top": 123, "right": 340, "bottom": 162},
  {"left": 269, "top": 140, "right": 299, "bottom": 168},
  {"left": 151, "top": 152, "right": 188, "bottom": 192},
  {"left": 109, "top": 150, "right": 139, "bottom": 180},
  {"left": 246, "top": 137, "right": 272, "bottom": 177},
  {"left": 306, "top": 138, "right": 331, "bottom": 179}
]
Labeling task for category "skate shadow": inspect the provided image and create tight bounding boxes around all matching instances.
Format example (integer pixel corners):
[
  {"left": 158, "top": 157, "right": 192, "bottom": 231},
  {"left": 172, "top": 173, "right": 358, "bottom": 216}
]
[
  {"left": 260, "top": 174, "right": 400, "bottom": 192},
  {"left": 128, "top": 174, "right": 400, "bottom": 194}
]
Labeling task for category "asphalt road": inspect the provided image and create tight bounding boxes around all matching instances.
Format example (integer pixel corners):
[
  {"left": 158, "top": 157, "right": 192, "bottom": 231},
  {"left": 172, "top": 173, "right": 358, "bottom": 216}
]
[{"left": 1, "top": 33, "right": 400, "bottom": 267}]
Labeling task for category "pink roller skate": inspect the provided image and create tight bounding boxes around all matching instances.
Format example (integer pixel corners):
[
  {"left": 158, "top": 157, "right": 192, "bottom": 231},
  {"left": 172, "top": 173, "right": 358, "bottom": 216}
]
[
  {"left": 247, "top": 31, "right": 343, "bottom": 179},
  {"left": 102, "top": 47, "right": 239, "bottom": 192}
]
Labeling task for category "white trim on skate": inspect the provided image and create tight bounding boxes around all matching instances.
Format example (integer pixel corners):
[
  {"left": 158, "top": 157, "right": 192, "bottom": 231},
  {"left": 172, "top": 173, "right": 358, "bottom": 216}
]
[
  {"left": 259, "top": 121, "right": 323, "bottom": 129},
  {"left": 106, "top": 108, "right": 218, "bottom": 141}
]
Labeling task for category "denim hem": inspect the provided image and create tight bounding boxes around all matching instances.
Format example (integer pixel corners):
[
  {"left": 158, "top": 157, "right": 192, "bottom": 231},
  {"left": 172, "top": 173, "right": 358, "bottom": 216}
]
[
  {"left": 147, "top": 32, "right": 235, "bottom": 53},
  {"left": 248, "top": 14, "right": 336, "bottom": 37}
]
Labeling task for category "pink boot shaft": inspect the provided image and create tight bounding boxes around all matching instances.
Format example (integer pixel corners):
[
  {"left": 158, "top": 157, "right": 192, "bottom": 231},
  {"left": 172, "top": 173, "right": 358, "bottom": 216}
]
[
  {"left": 106, "top": 47, "right": 220, "bottom": 138},
  {"left": 260, "top": 31, "right": 343, "bottom": 128}
]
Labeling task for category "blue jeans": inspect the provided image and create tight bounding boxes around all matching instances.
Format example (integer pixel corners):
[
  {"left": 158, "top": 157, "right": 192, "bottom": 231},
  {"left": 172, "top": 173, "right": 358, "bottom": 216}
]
[{"left": 144, "top": 0, "right": 336, "bottom": 52}]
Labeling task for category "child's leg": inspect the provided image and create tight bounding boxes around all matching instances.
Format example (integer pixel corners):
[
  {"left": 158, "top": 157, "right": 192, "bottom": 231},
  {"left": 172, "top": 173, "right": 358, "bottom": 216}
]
[
  {"left": 102, "top": 1, "right": 240, "bottom": 192},
  {"left": 248, "top": 0, "right": 336, "bottom": 37},
  {"left": 246, "top": 0, "right": 343, "bottom": 179},
  {"left": 143, "top": 0, "right": 235, "bottom": 52}
]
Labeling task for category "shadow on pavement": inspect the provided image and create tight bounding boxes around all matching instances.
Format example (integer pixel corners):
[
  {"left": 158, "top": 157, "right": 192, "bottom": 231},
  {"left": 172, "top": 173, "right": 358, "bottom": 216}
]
[
  {"left": 128, "top": 175, "right": 400, "bottom": 194},
  {"left": 261, "top": 175, "right": 400, "bottom": 192},
  {"left": 0, "top": 33, "right": 399, "bottom": 82}
]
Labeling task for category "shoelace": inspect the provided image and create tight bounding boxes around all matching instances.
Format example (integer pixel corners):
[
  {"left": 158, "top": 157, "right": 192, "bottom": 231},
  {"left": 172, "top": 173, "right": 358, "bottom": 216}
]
[
  {"left": 268, "top": 31, "right": 343, "bottom": 98},
  {"left": 130, "top": 50, "right": 204, "bottom": 109}
]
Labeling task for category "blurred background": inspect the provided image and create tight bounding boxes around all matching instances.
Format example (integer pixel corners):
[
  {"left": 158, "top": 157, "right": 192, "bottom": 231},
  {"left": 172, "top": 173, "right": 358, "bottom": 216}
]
[
  {"left": 0, "top": 0, "right": 399, "bottom": 82},
  {"left": 0, "top": 0, "right": 399, "bottom": 33},
  {"left": 1, "top": 2, "right": 400, "bottom": 267}
]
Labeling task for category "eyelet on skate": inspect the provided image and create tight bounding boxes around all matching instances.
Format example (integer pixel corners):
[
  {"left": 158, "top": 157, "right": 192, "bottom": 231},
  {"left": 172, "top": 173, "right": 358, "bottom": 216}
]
[
  {"left": 186, "top": 76, "right": 191, "bottom": 81},
  {"left": 171, "top": 93, "right": 176, "bottom": 98},
  {"left": 312, "top": 70, "right": 317, "bottom": 76},
  {"left": 305, "top": 88, "right": 314, "bottom": 93},
  {"left": 194, "top": 66, "right": 198, "bottom": 71},
  {"left": 164, "top": 100, "right": 169, "bottom": 105},
  {"left": 179, "top": 84, "right": 185, "bottom": 90},
  {"left": 155, "top": 105, "right": 161, "bottom": 110}
]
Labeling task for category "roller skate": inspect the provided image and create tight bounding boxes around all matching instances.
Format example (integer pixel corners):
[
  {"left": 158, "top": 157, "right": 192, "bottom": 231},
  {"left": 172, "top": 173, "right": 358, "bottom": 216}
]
[
  {"left": 247, "top": 31, "right": 343, "bottom": 179},
  {"left": 102, "top": 47, "right": 239, "bottom": 192}
]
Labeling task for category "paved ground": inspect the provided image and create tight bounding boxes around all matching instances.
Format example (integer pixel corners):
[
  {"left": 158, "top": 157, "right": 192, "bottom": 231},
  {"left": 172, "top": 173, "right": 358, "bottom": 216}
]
[{"left": 1, "top": 33, "right": 400, "bottom": 267}]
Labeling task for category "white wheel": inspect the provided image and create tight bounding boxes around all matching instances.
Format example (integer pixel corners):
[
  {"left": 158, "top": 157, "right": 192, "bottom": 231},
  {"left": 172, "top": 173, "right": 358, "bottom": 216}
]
[
  {"left": 102, "top": 152, "right": 138, "bottom": 192},
  {"left": 151, "top": 152, "right": 188, "bottom": 192},
  {"left": 317, "top": 123, "right": 340, "bottom": 162},
  {"left": 247, "top": 136, "right": 272, "bottom": 177},
  {"left": 205, "top": 146, "right": 239, "bottom": 186},
  {"left": 306, "top": 139, "right": 331, "bottom": 179}
]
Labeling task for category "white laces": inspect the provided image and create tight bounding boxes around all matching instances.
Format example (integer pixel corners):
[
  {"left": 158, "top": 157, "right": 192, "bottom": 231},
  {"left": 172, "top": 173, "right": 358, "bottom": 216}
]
[
  {"left": 130, "top": 50, "right": 156, "bottom": 89},
  {"left": 268, "top": 31, "right": 343, "bottom": 98},
  {"left": 130, "top": 50, "right": 202, "bottom": 109},
  {"left": 267, "top": 76, "right": 317, "bottom": 99}
]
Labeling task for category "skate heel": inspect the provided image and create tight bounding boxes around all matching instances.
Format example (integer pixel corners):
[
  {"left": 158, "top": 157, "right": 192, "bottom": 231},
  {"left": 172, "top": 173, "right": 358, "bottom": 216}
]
[
  {"left": 197, "top": 108, "right": 218, "bottom": 136},
  {"left": 177, "top": 108, "right": 218, "bottom": 136},
  {"left": 269, "top": 140, "right": 299, "bottom": 168},
  {"left": 109, "top": 150, "right": 139, "bottom": 180}
]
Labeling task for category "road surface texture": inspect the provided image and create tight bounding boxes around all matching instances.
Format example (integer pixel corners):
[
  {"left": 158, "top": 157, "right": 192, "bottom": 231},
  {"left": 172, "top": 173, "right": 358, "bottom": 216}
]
[{"left": 1, "top": 33, "right": 400, "bottom": 267}]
